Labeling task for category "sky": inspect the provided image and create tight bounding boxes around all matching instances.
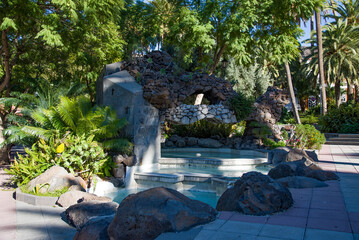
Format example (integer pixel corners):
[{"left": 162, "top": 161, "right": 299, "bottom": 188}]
[{"left": 298, "top": 16, "right": 335, "bottom": 46}]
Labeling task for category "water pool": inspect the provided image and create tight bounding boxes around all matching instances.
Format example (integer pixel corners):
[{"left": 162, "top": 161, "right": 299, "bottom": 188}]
[
  {"left": 142, "top": 164, "right": 270, "bottom": 177},
  {"left": 161, "top": 148, "right": 268, "bottom": 159}
]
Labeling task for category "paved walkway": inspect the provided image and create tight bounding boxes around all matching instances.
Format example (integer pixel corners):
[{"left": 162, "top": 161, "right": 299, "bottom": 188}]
[{"left": 0, "top": 144, "right": 358, "bottom": 240}]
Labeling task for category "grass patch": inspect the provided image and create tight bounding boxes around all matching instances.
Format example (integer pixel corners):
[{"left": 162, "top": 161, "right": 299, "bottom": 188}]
[{"left": 20, "top": 185, "right": 69, "bottom": 197}]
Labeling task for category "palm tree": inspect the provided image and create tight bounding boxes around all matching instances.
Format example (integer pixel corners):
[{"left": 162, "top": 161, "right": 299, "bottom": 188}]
[
  {"left": 328, "top": 0, "right": 359, "bottom": 102},
  {"left": 305, "top": 20, "right": 359, "bottom": 107},
  {"left": 315, "top": 9, "right": 328, "bottom": 115},
  {"left": 3, "top": 96, "right": 131, "bottom": 153}
]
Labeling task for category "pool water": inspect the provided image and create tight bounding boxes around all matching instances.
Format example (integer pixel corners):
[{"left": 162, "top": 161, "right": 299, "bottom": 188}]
[
  {"left": 145, "top": 164, "right": 270, "bottom": 177},
  {"left": 162, "top": 151, "right": 245, "bottom": 159},
  {"left": 106, "top": 188, "right": 220, "bottom": 208}
]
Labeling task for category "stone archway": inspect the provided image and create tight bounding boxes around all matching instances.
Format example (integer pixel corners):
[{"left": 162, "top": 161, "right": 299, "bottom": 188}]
[{"left": 97, "top": 51, "right": 239, "bottom": 168}]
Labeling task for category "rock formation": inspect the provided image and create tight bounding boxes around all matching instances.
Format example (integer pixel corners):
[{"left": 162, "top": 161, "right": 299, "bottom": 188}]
[
  {"left": 27, "top": 166, "right": 86, "bottom": 194},
  {"left": 107, "top": 187, "right": 217, "bottom": 240},
  {"left": 246, "top": 86, "right": 290, "bottom": 139},
  {"left": 216, "top": 171, "right": 293, "bottom": 215},
  {"left": 66, "top": 201, "right": 118, "bottom": 230},
  {"left": 121, "top": 51, "right": 237, "bottom": 111}
]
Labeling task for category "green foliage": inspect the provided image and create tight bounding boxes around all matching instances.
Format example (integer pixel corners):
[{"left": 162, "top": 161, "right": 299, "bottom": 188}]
[
  {"left": 249, "top": 122, "right": 273, "bottom": 139},
  {"left": 5, "top": 141, "right": 55, "bottom": 186},
  {"left": 6, "top": 134, "right": 113, "bottom": 186},
  {"left": 305, "top": 20, "right": 359, "bottom": 106},
  {"left": 4, "top": 96, "right": 132, "bottom": 153},
  {"left": 1, "top": 0, "right": 124, "bottom": 97},
  {"left": 229, "top": 93, "right": 254, "bottom": 121},
  {"left": 282, "top": 124, "right": 326, "bottom": 150},
  {"left": 263, "top": 138, "right": 286, "bottom": 149},
  {"left": 58, "top": 134, "right": 114, "bottom": 180},
  {"left": 228, "top": 61, "right": 272, "bottom": 99},
  {"left": 301, "top": 115, "right": 319, "bottom": 125},
  {"left": 279, "top": 108, "right": 295, "bottom": 124},
  {"left": 20, "top": 185, "right": 69, "bottom": 197},
  {"left": 319, "top": 103, "right": 359, "bottom": 133},
  {"left": 170, "top": 119, "right": 244, "bottom": 138}
]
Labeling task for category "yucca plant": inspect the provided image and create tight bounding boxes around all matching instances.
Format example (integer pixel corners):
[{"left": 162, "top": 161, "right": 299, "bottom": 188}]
[{"left": 4, "top": 96, "right": 132, "bottom": 153}]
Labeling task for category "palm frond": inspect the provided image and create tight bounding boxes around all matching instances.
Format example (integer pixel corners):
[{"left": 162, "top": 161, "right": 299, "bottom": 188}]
[{"left": 101, "top": 138, "right": 132, "bottom": 153}]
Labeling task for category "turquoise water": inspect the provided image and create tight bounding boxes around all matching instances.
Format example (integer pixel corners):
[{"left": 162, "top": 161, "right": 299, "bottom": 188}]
[
  {"left": 152, "top": 165, "right": 270, "bottom": 176},
  {"left": 106, "top": 188, "right": 219, "bottom": 208},
  {"left": 162, "top": 151, "right": 244, "bottom": 159}
]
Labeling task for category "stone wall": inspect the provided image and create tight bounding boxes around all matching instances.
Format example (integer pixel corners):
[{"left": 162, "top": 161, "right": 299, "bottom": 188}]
[
  {"left": 120, "top": 51, "right": 237, "bottom": 110},
  {"left": 246, "top": 86, "right": 290, "bottom": 139},
  {"left": 164, "top": 104, "right": 237, "bottom": 125}
]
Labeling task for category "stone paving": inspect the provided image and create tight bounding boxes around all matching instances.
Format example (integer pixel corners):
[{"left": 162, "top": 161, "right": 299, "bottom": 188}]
[{"left": 0, "top": 144, "right": 359, "bottom": 240}]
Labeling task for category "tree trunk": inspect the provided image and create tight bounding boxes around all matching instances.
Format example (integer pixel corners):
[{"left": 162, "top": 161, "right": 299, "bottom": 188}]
[
  {"left": 335, "top": 78, "right": 341, "bottom": 107},
  {"left": 209, "top": 44, "right": 226, "bottom": 75},
  {"left": 284, "top": 61, "right": 301, "bottom": 124},
  {"left": 310, "top": 15, "right": 314, "bottom": 48},
  {"left": 315, "top": 10, "right": 327, "bottom": 115},
  {"left": 355, "top": 82, "right": 359, "bottom": 103},
  {"left": 0, "top": 30, "right": 11, "bottom": 92},
  {"left": 0, "top": 118, "right": 9, "bottom": 165},
  {"left": 347, "top": 80, "right": 354, "bottom": 103}
]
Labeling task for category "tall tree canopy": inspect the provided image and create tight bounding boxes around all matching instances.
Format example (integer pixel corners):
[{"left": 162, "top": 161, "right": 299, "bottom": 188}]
[{"left": 0, "top": 0, "right": 124, "bottom": 98}]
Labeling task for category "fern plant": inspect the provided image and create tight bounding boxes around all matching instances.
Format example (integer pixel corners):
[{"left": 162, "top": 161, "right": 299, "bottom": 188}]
[{"left": 4, "top": 96, "right": 132, "bottom": 153}]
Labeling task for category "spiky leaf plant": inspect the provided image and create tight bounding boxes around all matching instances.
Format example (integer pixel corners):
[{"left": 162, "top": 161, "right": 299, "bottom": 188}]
[{"left": 4, "top": 96, "right": 132, "bottom": 153}]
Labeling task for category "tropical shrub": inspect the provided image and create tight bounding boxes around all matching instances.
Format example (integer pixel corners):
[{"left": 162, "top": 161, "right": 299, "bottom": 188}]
[
  {"left": 263, "top": 138, "right": 286, "bottom": 149},
  {"left": 229, "top": 92, "right": 254, "bottom": 121},
  {"left": 3, "top": 96, "right": 132, "bottom": 153},
  {"left": 6, "top": 134, "right": 113, "bottom": 186},
  {"left": 227, "top": 61, "right": 272, "bottom": 100},
  {"left": 319, "top": 104, "right": 359, "bottom": 133},
  {"left": 282, "top": 124, "right": 326, "bottom": 150},
  {"left": 5, "top": 141, "right": 54, "bottom": 186}
]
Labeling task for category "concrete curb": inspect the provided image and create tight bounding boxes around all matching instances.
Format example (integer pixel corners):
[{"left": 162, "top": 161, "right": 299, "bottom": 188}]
[{"left": 15, "top": 187, "right": 59, "bottom": 207}]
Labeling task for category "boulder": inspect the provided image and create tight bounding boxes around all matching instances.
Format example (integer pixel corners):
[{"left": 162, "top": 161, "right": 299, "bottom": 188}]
[
  {"left": 74, "top": 215, "right": 113, "bottom": 240},
  {"left": 27, "top": 166, "right": 86, "bottom": 193},
  {"left": 269, "top": 147, "right": 317, "bottom": 166},
  {"left": 268, "top": 161, "right": 339, "bottom": 182},
  {"left": 277, "top": 176, "right": 328, "bottom": 188},
  {"left": 176, "top": 139, "right": 186, "bottom": 148},
  {"left": 305, "top": 150, "right": 319, "bottom": 162},
  {"left": 66, "top": 201, "right": 118, "bottom": 230},
  {"left": 165, "top": 140, "right": 174, "bottom": 147},
  {"left": 57, "top": 191, "right": 112, "bottom": 208},
  {"left": 107, "top": 187, "right": 217, "bottom": 240},
  {"left": 112, "top": 163, "right": 125, "bottom": 178},
  {"left": 186, "top": 137, "right": 198, "bottom": 146},
  {"left": 268, "top": 164, "right": 296, "bottom": 179},
  {"left": 113, "top": 154, "right": 137, "bottom": 167},
  {"left": 122, "top": 155, "right": 137, "bottom": 167},
  {"left": 268, "top": 147, "right": 291, "bottom": 164},
  {"left": 306, "top": 170, "right": 339, "bottom": 181},
  {"left": 198, "top": 138, "right": 223, "bottom": 148},
  {"left": 216, "top": 171, "right": 293, "bottom": 215},
  {"left": 286, "top": 148, "right": 315, "bottom": 164}
]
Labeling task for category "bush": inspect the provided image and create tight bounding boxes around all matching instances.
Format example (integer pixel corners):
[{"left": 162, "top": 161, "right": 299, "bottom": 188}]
[
  {"left": 278, "top": 108, "right": 294, "bottom": 124},
  {"left": 6, "top": 134, "right": 113, "bottom": 186},
  {"left": 301, "top": 115, "right": 318, "bottom": 125},
  {"left": 282, "top": 124, "right": 326, "bottom": 150},
  {"left": 263, "top": 138, "right": 286, "bottom": 149},
  {"left": 229, "top": 92, "right": 254, "bottom": 121},
  {"left": 319, "top": 103, "right": 359, "bottom": 133},
  {"left": 3, "top": 96, "right": 132, "bottom": 153}
]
